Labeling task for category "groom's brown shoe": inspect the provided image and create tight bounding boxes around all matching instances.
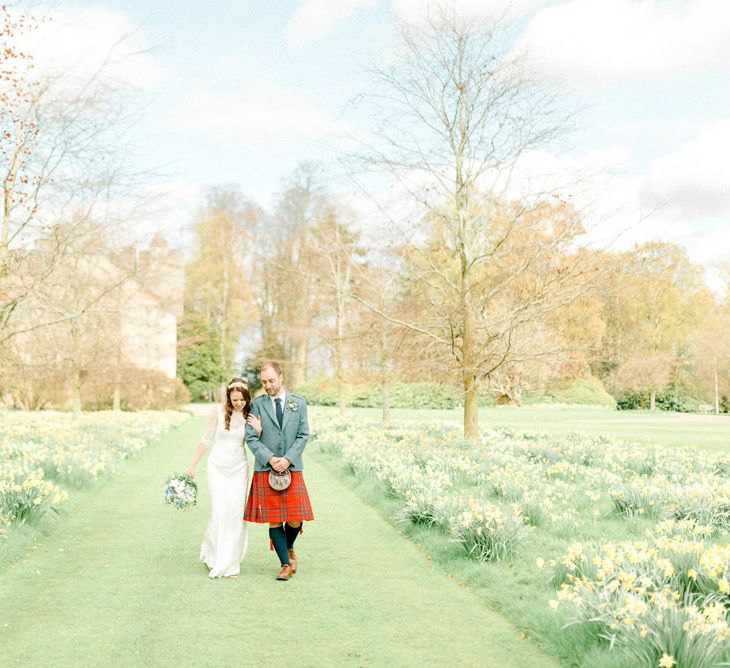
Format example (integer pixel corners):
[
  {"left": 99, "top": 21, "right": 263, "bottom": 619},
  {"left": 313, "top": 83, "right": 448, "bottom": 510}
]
[
  {"left": 287, "top": 549, "right": 297, "bottom": 574},
  {"left": 276, "top": 564, "right": 292, "bottom": 581}
]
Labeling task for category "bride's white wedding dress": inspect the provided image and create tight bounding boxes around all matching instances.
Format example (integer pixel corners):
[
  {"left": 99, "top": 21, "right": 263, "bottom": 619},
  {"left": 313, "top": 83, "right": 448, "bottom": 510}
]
[{"left": 200, "top": 406, "right": 249, "bottom": 577}]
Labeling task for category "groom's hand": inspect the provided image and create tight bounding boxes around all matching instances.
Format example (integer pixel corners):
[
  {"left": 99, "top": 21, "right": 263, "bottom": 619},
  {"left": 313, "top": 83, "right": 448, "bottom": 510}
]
[
  {"left": 276, "top": 457, "right": 292, "bottom": 472},
  {"left": 269, "top": 456, "right": 289, "bottom": 473},
  {"left": 274, "top": 457, "right": 289, "bottom": 473}
]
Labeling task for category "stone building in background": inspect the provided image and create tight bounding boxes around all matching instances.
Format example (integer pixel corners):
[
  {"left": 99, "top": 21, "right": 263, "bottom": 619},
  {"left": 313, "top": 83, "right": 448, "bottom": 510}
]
[
  {"left": 119, "top": 233, "right": 184, "bottom": 380},
  {"left": 1, "top": 229, "right": 187, "bottom": 410}
]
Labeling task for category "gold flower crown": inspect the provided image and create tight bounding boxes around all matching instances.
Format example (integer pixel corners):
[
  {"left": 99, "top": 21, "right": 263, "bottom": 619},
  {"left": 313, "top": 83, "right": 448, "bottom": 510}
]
[{"left": 227, "top": 381, "right": 248, "bottom": 390}]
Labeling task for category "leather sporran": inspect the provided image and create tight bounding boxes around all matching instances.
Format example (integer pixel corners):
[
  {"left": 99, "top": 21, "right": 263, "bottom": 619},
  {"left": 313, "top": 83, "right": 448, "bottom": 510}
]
[{"left": 268, "top": 469, "right": 292, "bottom": 491}]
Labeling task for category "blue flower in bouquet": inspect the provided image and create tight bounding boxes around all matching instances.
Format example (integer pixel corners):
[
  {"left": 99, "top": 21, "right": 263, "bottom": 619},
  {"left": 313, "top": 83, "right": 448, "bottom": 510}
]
[{"left": 164, "top": 473, "right": 197, "bottom": 510}]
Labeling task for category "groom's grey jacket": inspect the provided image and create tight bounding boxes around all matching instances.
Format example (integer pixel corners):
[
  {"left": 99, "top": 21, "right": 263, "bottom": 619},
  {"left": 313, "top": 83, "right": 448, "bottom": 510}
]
[{"left": 245, "top": 393, "right": 309, "bottom": 472}]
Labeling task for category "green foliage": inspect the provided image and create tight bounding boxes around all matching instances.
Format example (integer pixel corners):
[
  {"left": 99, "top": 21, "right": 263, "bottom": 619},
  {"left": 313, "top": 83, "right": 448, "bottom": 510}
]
[
  {"left": 296, "top": 378, "right": 462, "bottom": 409},
  {"left": 351, "top": 382, "right": 460, "bottom": 409},
  {"left": 528, "top": 377, "right": 617, "bottom": 408},
  {"left": 615, "top": 390, "right": 646, "bottom": 410},
  {"left": 616, "top": 389, "right": 700, "bottom": 412},
  {"left": 478, "top": 392, "right": 497, "bottom": 407},
  {"left": 239, "top": 363, "right": 262, "bottom": 395},
  {"left": 177, "top": 310, "right": 224, "bottom": 401},
  {"left": 294, "top": 376, "right": 710, "bottom": 412},
  {"left": 293, "top": 377, "right": 339, "bottom": 406},
  {"left": 655, "top": 390, "right": 699, "bottom": 413},
  {"left": 450, "top": 504, "right": 531, "bottom": 562},
  {"left": 619, "top": 604, "right": 730, "bottom": 668}
]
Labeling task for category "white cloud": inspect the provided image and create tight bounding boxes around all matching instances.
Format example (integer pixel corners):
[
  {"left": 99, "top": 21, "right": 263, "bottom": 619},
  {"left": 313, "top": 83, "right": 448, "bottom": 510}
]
[
  {"left": 498, "top": 146, "right": 649, "bottom": 248},
  {"left": 393, "top": 0, "right": 549, "bottom": 24},
  {"left": 498, "top": 146, "right": 633, "bottom": 199},
  {"left": 284, "top": 0, "right": 377, "bottom": 47},
  {"left": 463, "top": 141, "right": 729, "bottom": 269},
  {"left": 15, "top": 6, "right": 165, "bottom": 92},
  {"left": 530, "top": 132, "right": 730, "bottom": 270},
  {"left": 141, "top": 179, "right": 205, "bottom": 250},
  {"left": 94, "top": 178, "right": 205, "bottom": 250},
  {"left": 171, "top": 79, "right": 349, "bottom": 145},
  {"left": 516, "top": 0, "right": 730, "bottom": 80},
  {"left": 640, "top": 120, "right": 730, "bottom": 219},
  {"left": 689, "top": 233, "right": 730, "bottom": 269}
]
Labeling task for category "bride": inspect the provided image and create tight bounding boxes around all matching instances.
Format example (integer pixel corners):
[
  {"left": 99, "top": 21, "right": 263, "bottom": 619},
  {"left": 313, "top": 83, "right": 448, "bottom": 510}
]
[{"left": 186, "top": 377, "right": 261, "bottom": 578}]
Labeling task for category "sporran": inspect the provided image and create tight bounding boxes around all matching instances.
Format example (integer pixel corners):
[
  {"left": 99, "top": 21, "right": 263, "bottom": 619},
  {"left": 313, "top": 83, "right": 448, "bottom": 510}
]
[{"left": 268, "top": 469, "right": 291, "bottom": 491}]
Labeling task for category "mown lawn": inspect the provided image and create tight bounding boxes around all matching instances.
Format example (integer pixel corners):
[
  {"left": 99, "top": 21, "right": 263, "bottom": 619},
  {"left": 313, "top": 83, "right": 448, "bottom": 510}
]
[{"left": 311, "top": 405, "right": 729, "bottom": 453}]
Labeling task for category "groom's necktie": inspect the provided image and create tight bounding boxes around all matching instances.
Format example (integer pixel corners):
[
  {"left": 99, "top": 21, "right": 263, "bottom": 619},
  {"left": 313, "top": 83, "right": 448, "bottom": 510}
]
[{"left": 275, "top": 398, "right": 283, "bottom": 428}]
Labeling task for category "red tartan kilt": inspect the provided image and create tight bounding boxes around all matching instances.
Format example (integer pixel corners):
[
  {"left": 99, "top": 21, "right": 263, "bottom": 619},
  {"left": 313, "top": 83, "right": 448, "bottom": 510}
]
[{"left": 244, "top": 471, "right": 314, "bottom": 523}]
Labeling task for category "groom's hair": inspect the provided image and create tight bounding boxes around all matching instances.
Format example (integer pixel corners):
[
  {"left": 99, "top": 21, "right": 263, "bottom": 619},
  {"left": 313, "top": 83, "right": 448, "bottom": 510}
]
[{"left": 260, "top": 360, "right": 282, "bottom": 376}]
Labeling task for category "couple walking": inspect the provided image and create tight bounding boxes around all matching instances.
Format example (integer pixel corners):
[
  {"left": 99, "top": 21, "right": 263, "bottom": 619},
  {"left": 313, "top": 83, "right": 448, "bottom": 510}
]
[{"left": 186, "top": 361, "right": 313, "bottom": 581}]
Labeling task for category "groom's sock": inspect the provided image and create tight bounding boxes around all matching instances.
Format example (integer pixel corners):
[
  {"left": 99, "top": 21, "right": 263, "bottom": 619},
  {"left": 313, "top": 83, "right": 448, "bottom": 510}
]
[
  {"left": 269, "top": 527, "right": 290, "bottom": 566},
  {"left": 285, "top": 523, "right": 301, "bottom": 549}
]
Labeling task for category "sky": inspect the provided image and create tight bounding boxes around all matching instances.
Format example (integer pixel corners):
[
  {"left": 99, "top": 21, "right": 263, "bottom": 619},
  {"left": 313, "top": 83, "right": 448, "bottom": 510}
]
[{"left": 20, "top": 0, "right": 730, "bottom": 279}]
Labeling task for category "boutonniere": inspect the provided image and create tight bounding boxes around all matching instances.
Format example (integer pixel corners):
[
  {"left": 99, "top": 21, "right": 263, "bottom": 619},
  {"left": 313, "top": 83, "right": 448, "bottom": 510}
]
[{"left": 286, "top": 400, "right": 298, "bottom": 412}]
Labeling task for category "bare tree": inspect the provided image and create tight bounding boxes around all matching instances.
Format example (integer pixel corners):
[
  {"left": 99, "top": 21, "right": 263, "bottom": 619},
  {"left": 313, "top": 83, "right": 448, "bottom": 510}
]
[
  {"left": 352, "top": 263, "right": 423, "bottom": 424},
  {"left": 350, "top": 11, "right": 603, "bottom": 438},
  {"left": 4, "top": 225, "right": 184, "bottom": 413},
  {"left": 609, "top": 352, "right": 675, "bottom": 411},
  {"left": 689, "top": 310, "right": 730, "bottom": 415},
  {"left": 271, "top": 163, "right": 326, "bottom": 387},
  {"left": 1, "top": 5, "right": 153, "bottom": 349},
  {"left": 2, "top": 218, "right": 149, "bottom": 405},
  {"left": 184, "top": 187, "right": 261, "bottom": 391},
  {"left": 308, "top": 204, "right": 364, "bottom": 415}
]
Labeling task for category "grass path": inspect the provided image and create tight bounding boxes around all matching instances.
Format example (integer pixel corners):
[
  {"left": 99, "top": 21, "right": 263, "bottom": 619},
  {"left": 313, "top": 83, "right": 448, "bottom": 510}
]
[{"left": 0, "top": 417, "right": 559, "bottom": 668}]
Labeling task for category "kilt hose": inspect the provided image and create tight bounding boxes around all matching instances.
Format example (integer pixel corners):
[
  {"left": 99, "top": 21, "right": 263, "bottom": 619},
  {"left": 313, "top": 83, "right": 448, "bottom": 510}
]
[{"left": 244, "top": 471, "right": 314, "bottom": 524}]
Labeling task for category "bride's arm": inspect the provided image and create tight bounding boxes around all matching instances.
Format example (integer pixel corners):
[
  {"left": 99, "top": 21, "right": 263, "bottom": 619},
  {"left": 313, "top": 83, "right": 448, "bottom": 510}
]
[{"left": 185, "top": 407, "right": 218, "bottom": 478}]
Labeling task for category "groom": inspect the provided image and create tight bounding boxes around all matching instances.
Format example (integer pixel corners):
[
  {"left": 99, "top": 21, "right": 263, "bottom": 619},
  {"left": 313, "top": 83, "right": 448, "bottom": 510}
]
[{"left": 244, "top": 361, "right": 314, "bottom": 581}]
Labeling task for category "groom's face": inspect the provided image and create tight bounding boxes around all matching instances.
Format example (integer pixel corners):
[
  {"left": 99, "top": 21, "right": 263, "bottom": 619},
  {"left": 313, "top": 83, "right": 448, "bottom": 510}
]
[{"left": 260, "top": 366, "right": 283, "bottom": 396}]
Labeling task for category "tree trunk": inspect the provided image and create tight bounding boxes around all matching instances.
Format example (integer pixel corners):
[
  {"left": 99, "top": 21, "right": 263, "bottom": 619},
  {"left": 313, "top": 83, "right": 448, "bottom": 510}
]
[
  {"left": 112, "top": 359, "right": 121, "bottom": 411},
  {"left": 382, "top": 375, "right": 390, "bottom": 426},
  {"left": 71, "top": 368, "right": 83, "bottom": 417},
  {"left": 335, "top": 333, "right": 345, "bottom": 416},
  {"left": 381, "top": 326, "right": 390, "bottom": 426},
  {"left": 650, "top": 389, "right": 656, "bottom": 411},
  {"left": 462, "top": 311, "right": 479, "bottom": 440},
  {"left": 461, "top": 251, "right": 479, "bottom": 438},
  {"left": 219, "top": 233, "right": 231, "bottom": 373},
  {"left": 335, "top": 286, "right": 346, "bottom": 417},
  {"left": 337, "top": 382, "right": 345, "bottom": 416},
  {"left": 714, "top": 362, "right": 720, "bottom": 415},
  {"left": 290, "top": 337, "right": 308, "bottom": 390},
  {"left": 112, "top": 383, "right": 121, "bottom": 411},
  {"left": 463, "top": 373, "right": 478, "bottom": 441}
]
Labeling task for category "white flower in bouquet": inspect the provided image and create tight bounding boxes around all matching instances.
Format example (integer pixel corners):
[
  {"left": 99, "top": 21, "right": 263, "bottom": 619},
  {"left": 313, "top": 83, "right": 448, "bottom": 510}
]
[{"left": 164, "top": 474, "right": 198, "bottom": 510}]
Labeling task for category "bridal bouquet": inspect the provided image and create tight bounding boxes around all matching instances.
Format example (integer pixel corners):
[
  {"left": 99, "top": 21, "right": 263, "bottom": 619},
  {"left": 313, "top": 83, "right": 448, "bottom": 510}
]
[{"left": 164, "top": 473, "right": 198, "bottom": 510}]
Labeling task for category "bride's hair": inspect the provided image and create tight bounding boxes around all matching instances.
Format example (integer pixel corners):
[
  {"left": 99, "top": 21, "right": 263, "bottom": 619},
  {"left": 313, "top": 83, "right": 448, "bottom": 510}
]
[{"left": 223, "top": 377, "right": 251, "bottom": 430}]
